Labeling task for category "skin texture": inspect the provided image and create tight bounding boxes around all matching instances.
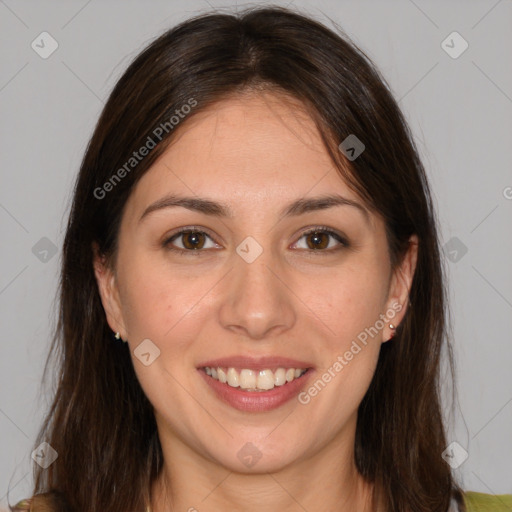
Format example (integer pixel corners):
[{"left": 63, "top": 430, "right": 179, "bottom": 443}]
[{"left": 94, "top": 91, "right": 418, "bottom": 512}]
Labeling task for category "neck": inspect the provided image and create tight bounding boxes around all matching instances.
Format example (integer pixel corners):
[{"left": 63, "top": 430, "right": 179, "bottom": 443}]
[{"left": 150, "top": 415, "right": 377, "bottom": 512}]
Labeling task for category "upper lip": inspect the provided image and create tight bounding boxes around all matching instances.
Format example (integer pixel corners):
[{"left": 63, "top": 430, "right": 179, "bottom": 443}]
[{"left": 198, "top": 355, "right": 314, "bottom": 371}]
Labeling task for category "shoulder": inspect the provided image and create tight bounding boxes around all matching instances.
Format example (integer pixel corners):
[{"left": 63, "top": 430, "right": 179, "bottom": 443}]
[
  {"left": 463, "top": 491, "right": 512, "bottom": 511},
  {"left": 9, "top": 496, "right": 56, "bottom": 512},
  {"left": 8, "top": 499, "right": 31, "bottom": 511},
  {"left": 13, "top": 492, "right": 512, "bottom": 511}
]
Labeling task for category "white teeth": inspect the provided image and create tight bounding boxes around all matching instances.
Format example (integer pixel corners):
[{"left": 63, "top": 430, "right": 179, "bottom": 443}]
[
  {"left": 274, "top": 368, "right": 286, "bottom": 386},
  {"left": 239, "top": 369, "right": 256, "bottom": 389},
  {"left": 204, "top": 366, "right": 308, "bottom": 390},
  {"left": 257, "top": 369, "right": 275, "bottom": 390},
  {"left": 227, "top": 367, "right": 239, "bottom": 387},
  {"left": 217, "top": 368, "right": 227, "bottom": 383}
]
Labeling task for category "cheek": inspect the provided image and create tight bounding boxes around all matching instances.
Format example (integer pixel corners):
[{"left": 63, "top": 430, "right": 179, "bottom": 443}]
[
  {"left": 303, "top": 260, "right": 388, "bottom": 344},
  {"left": 118, "top": 255, "right": 215, "bottom": 343}
]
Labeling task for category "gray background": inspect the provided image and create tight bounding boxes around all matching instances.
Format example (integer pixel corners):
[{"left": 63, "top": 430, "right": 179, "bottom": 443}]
[{"left": 1, "top": 0, "right": 511, "bottom": 506}]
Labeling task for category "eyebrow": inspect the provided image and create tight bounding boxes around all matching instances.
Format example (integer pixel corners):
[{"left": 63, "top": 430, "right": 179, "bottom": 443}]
[{"left": 139, "top": 193, "right": 371, "bottom": 226}]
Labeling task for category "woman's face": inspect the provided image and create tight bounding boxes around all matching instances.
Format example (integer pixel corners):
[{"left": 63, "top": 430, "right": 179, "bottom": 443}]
[{"left": 95, "top": 91, "right": 417, "bottom": 474}]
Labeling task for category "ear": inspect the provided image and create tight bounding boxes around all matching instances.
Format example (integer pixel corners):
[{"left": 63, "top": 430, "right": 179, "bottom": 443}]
[
  {"left": 92, "top": 242, "right": 127, "bottom": 340},
  {"left": 382, "top": 234, "right": 418, "bottom": 342}
]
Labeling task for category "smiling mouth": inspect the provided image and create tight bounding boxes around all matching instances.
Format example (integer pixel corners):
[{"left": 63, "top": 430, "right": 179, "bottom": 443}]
[{"left": 200, "top": 366, "right": 310, "bottom": 392}]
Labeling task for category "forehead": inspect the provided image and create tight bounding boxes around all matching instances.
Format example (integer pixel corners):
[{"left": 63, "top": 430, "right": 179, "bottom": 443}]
[
  {"left": 165, "top": 91, "right": 330, "bottom": 175},
  {"left": 125, "top": 91, "right": 374, "bottom": 228}
]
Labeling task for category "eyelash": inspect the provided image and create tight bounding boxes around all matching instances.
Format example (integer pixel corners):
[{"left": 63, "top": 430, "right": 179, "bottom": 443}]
[{"left": 162, "top": 225, "right": 349, "bottom": 256}]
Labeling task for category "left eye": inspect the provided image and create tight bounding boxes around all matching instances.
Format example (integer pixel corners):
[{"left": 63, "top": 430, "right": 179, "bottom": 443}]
[{"left": 292, "top": 228, "right": 347, "bottom": 251}]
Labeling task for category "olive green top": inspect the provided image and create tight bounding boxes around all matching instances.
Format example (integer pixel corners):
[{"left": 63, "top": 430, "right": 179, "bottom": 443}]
[
  {"left": 12, "top": 491, "right": 512, "bottom": 511},
  {"left": 463, "top": 492, "right": 512, "bottom": 511}
]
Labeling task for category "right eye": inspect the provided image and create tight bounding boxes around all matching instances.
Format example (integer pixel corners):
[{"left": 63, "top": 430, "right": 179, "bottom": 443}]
[{"left": 163, "top": 228, "right": 221, "bottom": 255}]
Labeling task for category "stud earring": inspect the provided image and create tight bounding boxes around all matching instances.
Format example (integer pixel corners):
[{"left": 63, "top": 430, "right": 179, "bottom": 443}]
[
  {"left": 114, "top": 332, "right": 127, "bottom": 343},
  {"left": 388, "top": 323, "right": 397, "bottom": 340}
]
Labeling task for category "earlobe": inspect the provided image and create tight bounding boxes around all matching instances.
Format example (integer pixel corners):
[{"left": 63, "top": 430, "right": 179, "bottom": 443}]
[
  {"left": 92, "top": 242, "right": 127, "bottom": 339},
  {"left": 383, "top": 235, "right": 419, "bottom": 341}
]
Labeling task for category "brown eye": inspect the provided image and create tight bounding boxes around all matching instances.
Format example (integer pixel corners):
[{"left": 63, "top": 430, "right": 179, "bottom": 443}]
[
  {"left": 181, "top": 231, "right": 206, "bottom": 250},
  {"left": 293, "top": 227, "right": 348, "bottom": 252},
  {"left": 164, "top": 229, "right": 218, "bottom": 253},
  {"left": 305, "top": 231, "right": 330, "bottom": 250}
]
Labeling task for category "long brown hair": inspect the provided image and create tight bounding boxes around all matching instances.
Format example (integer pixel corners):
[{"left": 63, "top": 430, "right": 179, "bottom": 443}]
[{"left": 16, "top": 5, "right": 465, "bottom": 512}]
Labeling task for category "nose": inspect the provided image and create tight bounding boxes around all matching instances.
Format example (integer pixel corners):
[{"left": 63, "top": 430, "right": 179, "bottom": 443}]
[{"left": 218, "top": 249, "right": 297, "bottom": 340}]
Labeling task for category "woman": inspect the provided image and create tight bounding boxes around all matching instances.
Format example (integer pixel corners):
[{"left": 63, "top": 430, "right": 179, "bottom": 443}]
[{"left": 9, "top": 5, "right": 512, "bottom": 512}]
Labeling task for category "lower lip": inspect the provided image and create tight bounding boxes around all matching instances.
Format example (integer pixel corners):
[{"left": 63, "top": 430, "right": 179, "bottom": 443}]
[{"left": 198, "top": 369, "right": 314, "bottom": 412}]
